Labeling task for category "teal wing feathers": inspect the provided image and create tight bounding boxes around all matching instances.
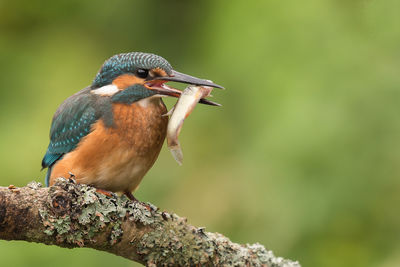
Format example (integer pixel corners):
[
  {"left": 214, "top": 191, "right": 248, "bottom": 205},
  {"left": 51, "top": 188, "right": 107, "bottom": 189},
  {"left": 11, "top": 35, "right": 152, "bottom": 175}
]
[{"left": 42, "top": 88, "right": 100, "bottom": 185}]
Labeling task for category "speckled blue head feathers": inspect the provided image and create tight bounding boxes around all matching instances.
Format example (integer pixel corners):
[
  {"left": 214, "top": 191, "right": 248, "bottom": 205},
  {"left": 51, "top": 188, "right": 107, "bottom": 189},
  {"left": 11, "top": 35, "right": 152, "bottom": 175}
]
[{"left": 92, "top": 52, "right": 173, "bottom": 88}]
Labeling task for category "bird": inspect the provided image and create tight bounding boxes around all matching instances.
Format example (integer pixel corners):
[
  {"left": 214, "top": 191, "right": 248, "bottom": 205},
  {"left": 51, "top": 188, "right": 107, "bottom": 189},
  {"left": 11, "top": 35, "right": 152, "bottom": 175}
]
[{"left": 42, "top": 52, "right": 223, "bottom": 200}]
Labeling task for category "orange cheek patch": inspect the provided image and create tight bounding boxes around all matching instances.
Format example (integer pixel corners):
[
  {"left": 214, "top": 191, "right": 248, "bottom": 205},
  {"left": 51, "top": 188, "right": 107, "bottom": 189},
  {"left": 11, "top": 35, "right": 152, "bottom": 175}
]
[
  {"left": 151, "top": 68, "right": 167, "bottom": 77},
  {"left": 113, "top": 74, "right": 144, "bottom": 89}
]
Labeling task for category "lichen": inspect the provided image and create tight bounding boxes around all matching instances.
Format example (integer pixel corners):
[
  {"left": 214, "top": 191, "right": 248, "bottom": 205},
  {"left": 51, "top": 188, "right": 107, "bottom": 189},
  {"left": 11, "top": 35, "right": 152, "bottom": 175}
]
[
  {"left": 38, "top": 178, "right": 160, "bottom": 247},
  {"left": 27, "top": 181, "right": 42, "bottom": 190},
  {"left": 249, "top": 246, "right": 300, "bottom": 267},
  {"left": 136, "top": 216, "right": 216, "bottom": 266},
  {"left": 126, "top": 201, "right": 155, "bottom": 225},
  {"left": 36, "top": 179, "right": 301, "bottom": 266},
  {"left": 137, "top": 218, "right": 301, "bottom": 267}
]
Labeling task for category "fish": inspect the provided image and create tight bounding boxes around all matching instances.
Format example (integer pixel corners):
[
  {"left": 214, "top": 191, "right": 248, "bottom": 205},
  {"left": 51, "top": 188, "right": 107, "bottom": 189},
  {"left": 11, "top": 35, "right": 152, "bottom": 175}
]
[{"left": 166, "top": 85, "right": 214, "bottom": 165}]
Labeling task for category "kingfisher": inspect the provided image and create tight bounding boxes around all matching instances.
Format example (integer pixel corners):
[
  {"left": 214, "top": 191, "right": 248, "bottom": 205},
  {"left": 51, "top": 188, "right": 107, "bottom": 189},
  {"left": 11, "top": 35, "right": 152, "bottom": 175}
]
[{"left": 42, "top": 52, "right": 222, "bottom": 200}]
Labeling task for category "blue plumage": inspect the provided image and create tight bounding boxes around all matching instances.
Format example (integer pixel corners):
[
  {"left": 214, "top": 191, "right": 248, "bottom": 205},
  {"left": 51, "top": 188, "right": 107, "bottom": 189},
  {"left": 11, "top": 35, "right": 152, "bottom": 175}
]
[
  {"left": 92, "top": 52, "right": 172, "bottom": 88},
  {"left": 42, "top": 88, "right": 100, "bottom": 179},
  {"left": 111, "top": 84, "right": 156, "bottom": 104}
]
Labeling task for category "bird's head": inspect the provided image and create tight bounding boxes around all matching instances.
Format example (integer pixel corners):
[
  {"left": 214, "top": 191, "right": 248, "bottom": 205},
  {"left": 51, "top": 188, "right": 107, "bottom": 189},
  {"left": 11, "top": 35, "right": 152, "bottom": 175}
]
[{"left": 91, "top": 52, "right": 223, "bottom": 105}]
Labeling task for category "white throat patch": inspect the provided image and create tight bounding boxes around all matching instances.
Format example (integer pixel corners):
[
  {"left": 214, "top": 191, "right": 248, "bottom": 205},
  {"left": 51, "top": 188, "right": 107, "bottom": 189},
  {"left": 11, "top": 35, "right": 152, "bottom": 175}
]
[{"left": 91, "top": 84, "right": 120, "bottom": 96}]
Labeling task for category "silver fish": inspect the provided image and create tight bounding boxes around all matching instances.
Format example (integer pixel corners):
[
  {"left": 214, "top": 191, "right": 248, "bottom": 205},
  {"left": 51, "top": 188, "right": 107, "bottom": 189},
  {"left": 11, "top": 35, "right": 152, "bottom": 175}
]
[{"left": 166, "top": 86, "right": 214, "bottom": 165}]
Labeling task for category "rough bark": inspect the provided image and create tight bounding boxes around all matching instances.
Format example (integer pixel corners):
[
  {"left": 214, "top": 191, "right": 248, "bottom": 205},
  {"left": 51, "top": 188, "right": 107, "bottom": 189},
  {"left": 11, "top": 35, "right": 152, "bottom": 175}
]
[{"left": 0, "top": 179, "right": 301, "bottom": 267}]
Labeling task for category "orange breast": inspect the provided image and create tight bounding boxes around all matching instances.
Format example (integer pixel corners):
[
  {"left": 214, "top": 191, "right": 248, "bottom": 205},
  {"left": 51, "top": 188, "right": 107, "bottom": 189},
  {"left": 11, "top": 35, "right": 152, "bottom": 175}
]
[{"left": 50, "top": 97, "right": 168, "bottom": 192}]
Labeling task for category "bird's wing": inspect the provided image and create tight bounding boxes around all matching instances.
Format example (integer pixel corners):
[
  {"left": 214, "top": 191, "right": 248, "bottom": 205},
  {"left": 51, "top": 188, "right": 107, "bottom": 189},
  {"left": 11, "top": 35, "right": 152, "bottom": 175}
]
[{"left": 42, "top": 89, "right": 99, "bottom": 172}]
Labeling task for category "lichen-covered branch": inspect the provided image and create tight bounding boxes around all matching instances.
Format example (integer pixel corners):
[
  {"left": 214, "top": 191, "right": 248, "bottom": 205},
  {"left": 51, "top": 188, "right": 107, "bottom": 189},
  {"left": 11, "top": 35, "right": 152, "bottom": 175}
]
[{"left": 0, "top": 179, "right": 300, "bottom": 267}]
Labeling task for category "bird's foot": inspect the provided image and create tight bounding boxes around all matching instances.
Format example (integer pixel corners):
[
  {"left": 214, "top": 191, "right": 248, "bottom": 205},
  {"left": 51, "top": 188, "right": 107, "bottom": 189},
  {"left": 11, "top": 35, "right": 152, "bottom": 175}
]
[
  {"left": 96, "top": 188, "right": 114, "bottom": 198},
  {"left": 124, "top": 191, "right": 138, "bottom": 202},
  {"left": 124, "top": 191, "right": 153, "bottom": 212}
]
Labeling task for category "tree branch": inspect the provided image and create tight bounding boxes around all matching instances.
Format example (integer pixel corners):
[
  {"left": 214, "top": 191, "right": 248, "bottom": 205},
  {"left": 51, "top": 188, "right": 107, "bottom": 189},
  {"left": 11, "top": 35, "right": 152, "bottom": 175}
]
[{"left": 0, "top": 179, "right": 300, "bottom": 267}]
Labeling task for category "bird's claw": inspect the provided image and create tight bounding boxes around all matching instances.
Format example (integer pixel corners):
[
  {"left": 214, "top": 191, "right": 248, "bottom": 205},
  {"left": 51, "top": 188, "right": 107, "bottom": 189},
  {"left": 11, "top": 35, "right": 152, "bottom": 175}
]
[{"left": 96, "top": 188, "right": 115, "bottom": 198}]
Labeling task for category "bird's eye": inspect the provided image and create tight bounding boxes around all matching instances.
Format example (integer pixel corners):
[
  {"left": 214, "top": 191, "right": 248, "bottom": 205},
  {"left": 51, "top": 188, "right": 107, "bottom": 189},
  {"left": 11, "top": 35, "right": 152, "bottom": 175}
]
[{"left": 136, "top": 69, "right": 149, "bottom": 79}]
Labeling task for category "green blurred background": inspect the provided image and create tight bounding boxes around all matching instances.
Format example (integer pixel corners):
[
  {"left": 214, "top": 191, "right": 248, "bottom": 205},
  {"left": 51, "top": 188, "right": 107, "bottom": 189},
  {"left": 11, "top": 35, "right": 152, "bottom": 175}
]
[{"left": 0, "top": 0, "right": 399, "bottom": 266}]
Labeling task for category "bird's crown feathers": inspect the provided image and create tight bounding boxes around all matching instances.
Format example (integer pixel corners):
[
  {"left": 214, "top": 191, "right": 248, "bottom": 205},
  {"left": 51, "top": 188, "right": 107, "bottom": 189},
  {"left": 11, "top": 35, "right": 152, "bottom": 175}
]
[{"left": 92, "top": 52, "right": 172, "bottom": 88}]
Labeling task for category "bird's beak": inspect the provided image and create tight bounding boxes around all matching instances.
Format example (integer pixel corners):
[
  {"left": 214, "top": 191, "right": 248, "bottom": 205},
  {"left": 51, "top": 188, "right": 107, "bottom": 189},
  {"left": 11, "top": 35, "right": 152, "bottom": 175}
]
[
  {"left": 158, "top": 70, "right": 224, "bottom": 89},
  {"left": 144, "top": 70, "right": 224, "bottom": 106}
]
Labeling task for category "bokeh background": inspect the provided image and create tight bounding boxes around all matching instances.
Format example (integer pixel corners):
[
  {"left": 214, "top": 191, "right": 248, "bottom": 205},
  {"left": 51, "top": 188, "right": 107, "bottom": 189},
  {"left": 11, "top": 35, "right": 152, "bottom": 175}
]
[{"left": 0, "top": 0, "right": 399, "bottom": 266}]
